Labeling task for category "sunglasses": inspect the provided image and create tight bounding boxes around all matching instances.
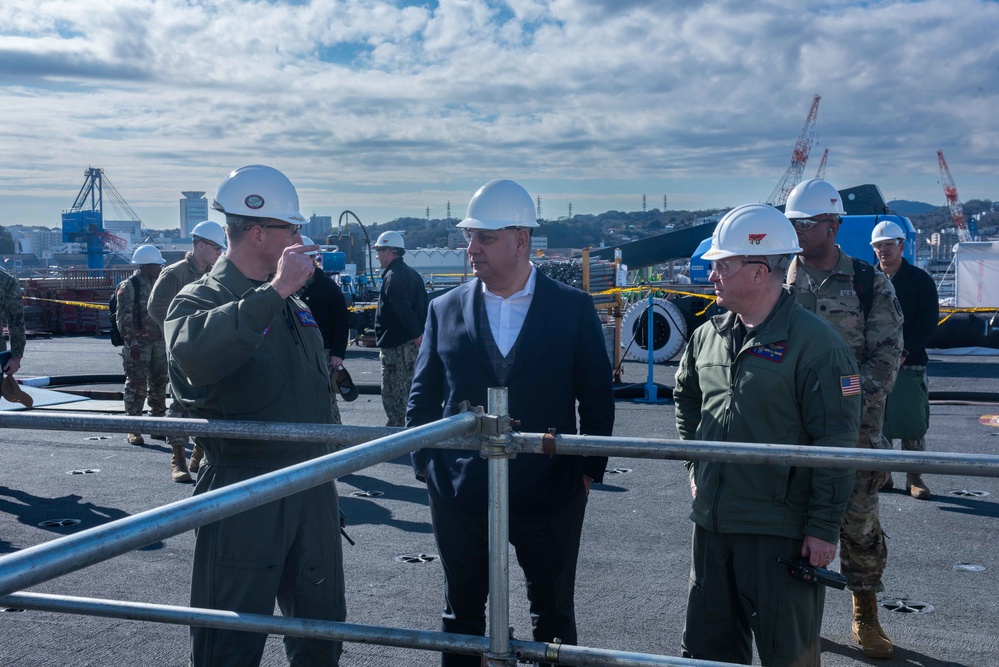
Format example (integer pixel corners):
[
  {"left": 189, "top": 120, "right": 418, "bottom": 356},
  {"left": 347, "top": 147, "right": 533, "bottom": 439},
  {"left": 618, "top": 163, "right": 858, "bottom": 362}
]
[{"left": 462, "top": 227, "right": 521, "bottom": 246}]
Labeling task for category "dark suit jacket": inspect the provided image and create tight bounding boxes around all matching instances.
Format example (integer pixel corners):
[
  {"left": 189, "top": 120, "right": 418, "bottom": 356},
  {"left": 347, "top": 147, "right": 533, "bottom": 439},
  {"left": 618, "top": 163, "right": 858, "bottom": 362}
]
[{"left": 408, "top": 271, "right": 615, "bottom": 516}]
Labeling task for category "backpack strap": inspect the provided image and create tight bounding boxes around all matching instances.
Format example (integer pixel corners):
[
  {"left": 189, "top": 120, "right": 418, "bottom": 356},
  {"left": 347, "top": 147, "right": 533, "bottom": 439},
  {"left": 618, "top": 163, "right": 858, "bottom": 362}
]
[
  {"left": 851, "top": 257, "right": 874, "bottom": 321},
  {"left": 130, "top": 275, "right": 143, "bottom": 331}
]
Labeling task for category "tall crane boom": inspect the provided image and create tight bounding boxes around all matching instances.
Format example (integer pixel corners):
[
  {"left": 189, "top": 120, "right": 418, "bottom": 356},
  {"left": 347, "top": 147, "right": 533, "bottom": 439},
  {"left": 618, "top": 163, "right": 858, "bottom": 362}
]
[
  {"left": 815, "top": 148, "right": 829, "bottom": 180},
  {"left": 937, "top": 149, "right": 973, "bottom": 242},
  {"left": 767, "top": 94, "right": 821, "bottom": 206}
]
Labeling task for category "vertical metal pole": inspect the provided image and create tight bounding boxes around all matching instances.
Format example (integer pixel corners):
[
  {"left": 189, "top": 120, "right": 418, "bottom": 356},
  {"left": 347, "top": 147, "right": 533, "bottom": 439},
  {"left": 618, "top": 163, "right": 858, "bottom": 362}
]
[{"left": 485, "top": 387, "right": 515, "bottom": 666}]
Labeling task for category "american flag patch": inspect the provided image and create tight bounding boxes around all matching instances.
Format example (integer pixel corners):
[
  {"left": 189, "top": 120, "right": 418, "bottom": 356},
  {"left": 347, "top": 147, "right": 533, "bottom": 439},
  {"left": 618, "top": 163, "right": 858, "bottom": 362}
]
[{"left": 841, "top": 375, "right": 861, "bottom": 396}]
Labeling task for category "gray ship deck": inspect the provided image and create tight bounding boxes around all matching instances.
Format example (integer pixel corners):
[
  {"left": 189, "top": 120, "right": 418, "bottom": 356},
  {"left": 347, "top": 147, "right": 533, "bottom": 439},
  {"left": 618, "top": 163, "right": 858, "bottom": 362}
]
[{"left": 1, "top": 337, "right": 997, "bottom": 666}]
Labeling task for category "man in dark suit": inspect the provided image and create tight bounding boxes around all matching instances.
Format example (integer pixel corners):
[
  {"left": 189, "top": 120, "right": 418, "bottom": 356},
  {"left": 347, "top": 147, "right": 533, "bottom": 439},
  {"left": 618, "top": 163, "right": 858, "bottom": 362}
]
[{"left": 408, "top": 179, "right": 615, "bottom": 667}]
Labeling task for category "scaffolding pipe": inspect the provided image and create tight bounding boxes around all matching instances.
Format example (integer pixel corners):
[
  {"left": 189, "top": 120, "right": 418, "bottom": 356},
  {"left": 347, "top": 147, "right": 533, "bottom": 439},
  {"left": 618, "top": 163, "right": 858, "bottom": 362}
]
[
  {"left": 0, "top": 412, "right": 478, "bottom": 598},
  {"left": 0, "top": 592, "right": 741, "bottom": 667},
  {"left": 485, "top": 388, "right": 514, "bottom": 666},
  {"left": 0, "top": 411, "right": 402, "bottom": 447},
  {"left": 513, "top": 433, "right": 999, "bottom": 477}
]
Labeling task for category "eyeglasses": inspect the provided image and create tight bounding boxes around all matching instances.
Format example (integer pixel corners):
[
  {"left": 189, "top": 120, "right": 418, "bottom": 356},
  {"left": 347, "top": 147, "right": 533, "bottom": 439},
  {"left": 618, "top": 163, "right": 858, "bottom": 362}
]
[
  {"left": 198, "top": 239, "right": 223, "bottom": 252},
  {"left": 872, "top": 240, "right": 901, "bottom": 250},
  {"left": 462, "top": 227, "right": 520, "bottom": 246},
  {"left": 709, "top": 258, "right": 770, "bottom": 279},
  {"left": 256, "top": 223, "right": 302, "bottom": 236},
  {"left": 790, "top": 216, "right": 839, "bottom": 231}
]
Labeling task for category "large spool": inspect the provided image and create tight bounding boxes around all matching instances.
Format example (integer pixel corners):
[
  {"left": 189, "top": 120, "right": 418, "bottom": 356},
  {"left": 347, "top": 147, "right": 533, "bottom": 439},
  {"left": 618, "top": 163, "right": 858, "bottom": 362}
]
[{"left": 621, "top": 298, "right": 688, "bottom": 363}]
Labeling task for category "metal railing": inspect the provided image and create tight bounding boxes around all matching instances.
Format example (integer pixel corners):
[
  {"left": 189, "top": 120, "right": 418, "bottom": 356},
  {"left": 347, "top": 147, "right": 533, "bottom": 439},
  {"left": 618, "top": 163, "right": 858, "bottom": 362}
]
[{"left": 2, "top": 394, "right": 999, "bottom": 666}]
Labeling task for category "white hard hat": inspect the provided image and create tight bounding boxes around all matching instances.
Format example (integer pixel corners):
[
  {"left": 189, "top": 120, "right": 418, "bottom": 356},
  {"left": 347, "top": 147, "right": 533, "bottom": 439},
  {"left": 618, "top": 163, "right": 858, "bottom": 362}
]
[
  {"left": 190, "top": 220, "right": 227, "bottom": 250},
  {"left": 458, "top": 179, "right": 539, "bottom": 230},
  {"left": 784, "top": 178, "right": 846, "bottom": 219},
  {"left": 300, "top": 235, "right": 319, "bottom": 256},
  {"left": 373, "top": 231, "right": 405, "bottom": 250},
  {"left": 211, "top": 165, "right": 306, "bottom": 225},
  {"left": 131, "top": 244, "right": 166, "bottom": 265},
  {"left": 870, "top": 220, "right": 906, "bottom": 245},
  {"left": 702, "top": 204, "right": 802, "bottom": 260}
]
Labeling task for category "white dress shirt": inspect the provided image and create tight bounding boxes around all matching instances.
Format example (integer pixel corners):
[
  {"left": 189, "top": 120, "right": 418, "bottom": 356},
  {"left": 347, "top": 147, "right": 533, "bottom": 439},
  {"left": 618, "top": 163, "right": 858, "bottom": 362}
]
[{"left": 482, "top": 266, "right": 537, "bottom": 357}]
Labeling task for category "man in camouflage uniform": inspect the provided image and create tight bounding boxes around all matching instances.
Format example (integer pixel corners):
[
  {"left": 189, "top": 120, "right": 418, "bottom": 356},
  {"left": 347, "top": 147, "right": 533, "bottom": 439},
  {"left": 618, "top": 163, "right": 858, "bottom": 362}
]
[
  {"left": 0, "top": 267, "right": 26, "bottom": 376},
  {"left": 117, "top": 245, "right": 168, "bottom": 447},
  {"left": 372, "top": 231, "right": 427, "bottom": 427},
  {"left": 784, "top": 179, "right": 903, "bottom": 660},
  {"left": 148, "top": 221, "right": 226, "bottom": 481}
]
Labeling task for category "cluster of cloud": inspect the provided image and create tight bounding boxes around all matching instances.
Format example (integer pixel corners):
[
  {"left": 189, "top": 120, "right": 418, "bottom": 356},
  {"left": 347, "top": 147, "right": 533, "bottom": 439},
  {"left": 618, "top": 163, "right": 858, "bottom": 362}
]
[{"left": 1, "top": 0, "right": 996, "bottom": 228}]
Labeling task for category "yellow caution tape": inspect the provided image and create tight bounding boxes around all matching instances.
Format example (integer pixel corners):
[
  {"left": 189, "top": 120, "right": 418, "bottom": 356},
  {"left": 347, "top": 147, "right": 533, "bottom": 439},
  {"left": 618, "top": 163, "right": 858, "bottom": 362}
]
[{"left": 23, "top": 296, "right": 109, "bottom": 311}]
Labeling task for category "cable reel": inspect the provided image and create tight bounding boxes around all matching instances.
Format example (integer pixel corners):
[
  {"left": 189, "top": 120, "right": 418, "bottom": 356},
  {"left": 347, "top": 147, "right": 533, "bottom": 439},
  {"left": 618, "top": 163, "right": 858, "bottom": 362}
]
[{"left": 621, "top": 298, "right": 688, "bottom": 363}]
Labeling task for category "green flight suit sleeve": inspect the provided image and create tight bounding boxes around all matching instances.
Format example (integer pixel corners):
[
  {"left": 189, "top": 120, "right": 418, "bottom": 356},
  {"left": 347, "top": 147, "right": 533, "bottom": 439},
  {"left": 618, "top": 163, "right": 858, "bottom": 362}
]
[
  {"left": 673, "top": 334, "right": 702, "bottom": 443},
  {"left": 0, "top": 271, "right": 26, "bottom": 358},
  {"left": 148, "top": 269, "right": 184, "bottom": 332},
  {"left": 798, "top": 346, "right": 862, "bottom": 543},
  {"left": 165, "top": 283, "right": 287, "bottom": 387}
]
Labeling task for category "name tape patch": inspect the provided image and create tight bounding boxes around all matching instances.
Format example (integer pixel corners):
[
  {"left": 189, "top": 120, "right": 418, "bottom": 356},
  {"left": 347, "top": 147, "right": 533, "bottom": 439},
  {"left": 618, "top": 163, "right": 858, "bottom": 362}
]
[
  {"left": 748, "top": 343, "right": 786, "bottom": 362},
  {"left": 841, "top": 374, "right": 861, "bottom": 396}
]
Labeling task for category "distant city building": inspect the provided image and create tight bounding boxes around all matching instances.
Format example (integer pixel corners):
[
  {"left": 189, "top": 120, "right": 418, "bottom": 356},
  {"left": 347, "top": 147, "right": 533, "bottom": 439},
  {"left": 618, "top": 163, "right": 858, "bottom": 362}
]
[
  {"left": 307, "top": 214, "right": 333, "bottom": 241},
  {"left": 8, "top": 228, "right": 63, "bottom": 258},
  {"left": 105, "top": 220, "right": 143, "bottom": 243},
  {"left": 531, "top": 236, "right": 548, "bottom": 250},
  {"left": 180, "top": 191, "right": 209, "bottom": 238}
]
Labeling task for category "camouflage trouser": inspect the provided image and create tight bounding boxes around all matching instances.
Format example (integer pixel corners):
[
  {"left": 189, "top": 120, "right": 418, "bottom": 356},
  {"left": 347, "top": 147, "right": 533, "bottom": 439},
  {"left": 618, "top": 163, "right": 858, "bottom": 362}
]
[
  {"left": 122, "top": 342, "right": 168, "bottom": 418},
  {"left": 840, "top": 426, "right": 888, "bottom": 592},
  {"left": 380, "top": 341, "right": 419, "bottom": 427}
]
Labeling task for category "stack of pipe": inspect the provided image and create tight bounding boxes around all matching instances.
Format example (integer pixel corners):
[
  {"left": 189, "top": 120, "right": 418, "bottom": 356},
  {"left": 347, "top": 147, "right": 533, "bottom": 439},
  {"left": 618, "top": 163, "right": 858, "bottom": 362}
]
[{"left": 533, "top": 258, "right": 617, "bottom": 304}]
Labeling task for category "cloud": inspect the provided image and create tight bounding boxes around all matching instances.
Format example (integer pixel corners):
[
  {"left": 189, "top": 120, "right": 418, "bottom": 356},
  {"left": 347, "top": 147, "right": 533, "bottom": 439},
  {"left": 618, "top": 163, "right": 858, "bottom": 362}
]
[{"left": 0, "top": 0, "right": 997, "bottom": 228}]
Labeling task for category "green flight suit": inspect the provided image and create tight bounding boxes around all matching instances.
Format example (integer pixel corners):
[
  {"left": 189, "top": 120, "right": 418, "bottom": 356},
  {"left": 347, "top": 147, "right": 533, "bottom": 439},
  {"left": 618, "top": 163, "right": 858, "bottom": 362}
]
[
  {"left": 165, "top": 255, "right": 345, "bottom": 667},
  {"left": 0, "top": 268, "right": 26, "bottom": 359},
  {"left": 675, "top": 291, "right": 861, "bottom": 666}
]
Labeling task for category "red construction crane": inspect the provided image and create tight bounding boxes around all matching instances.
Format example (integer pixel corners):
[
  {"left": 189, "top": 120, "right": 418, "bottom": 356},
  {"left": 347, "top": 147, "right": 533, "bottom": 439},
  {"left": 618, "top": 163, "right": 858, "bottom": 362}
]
[
  {"left": 937, "top": 149, "right": 973, "bottom": 242},
  {"left": 767, "top": 94, "right": 821, "bottom": 207},
  {"left": 814, "top": 148, "right": 829, "bottom": 180}
]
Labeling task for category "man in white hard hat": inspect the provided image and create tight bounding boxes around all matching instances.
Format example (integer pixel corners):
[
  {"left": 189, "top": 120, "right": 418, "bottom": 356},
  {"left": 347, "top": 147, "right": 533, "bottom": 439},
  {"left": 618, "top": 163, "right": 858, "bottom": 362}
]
[
  {"left": 675, "top": 203, "right": 860, "bottom": 666},
  {"left": 372, "top": 230, "right": 427, "bottom": 426},
  {"left": 116, "top": 244, "right": 167, "bottom": 446},
  {"left": 408, "top": 179, "right": 615, "bottom": 667},
  {"left": 871, "top": 220, "right": 938, "bottom": 499},
  {"left": 164, "top": 165, "right": 345, "bottom": 667},
  {"left": 784, "top": 179, "right": 903, "bottom": 659},
  {"left": 148, "top": 220, "right": 226, "bottom": 481}
]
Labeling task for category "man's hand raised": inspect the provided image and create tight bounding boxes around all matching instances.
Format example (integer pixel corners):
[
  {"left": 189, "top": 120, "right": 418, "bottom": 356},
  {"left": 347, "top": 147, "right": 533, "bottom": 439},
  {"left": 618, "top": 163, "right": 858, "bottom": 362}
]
[{"left": 271, "top": 244, "right": 320, "bottom": 298}]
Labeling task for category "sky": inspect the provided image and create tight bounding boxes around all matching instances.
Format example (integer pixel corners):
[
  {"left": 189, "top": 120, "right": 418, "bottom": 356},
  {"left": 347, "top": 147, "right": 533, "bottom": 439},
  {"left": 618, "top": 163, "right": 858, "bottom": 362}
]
[{"left": 1, "top": 0, "right": 997, "bottom": 230}]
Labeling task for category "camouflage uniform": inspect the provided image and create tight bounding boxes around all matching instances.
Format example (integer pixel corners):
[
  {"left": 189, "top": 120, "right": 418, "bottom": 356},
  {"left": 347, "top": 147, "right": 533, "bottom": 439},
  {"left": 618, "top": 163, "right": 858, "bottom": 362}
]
[
  {"left": 380, "top": 341, "right": 420, "bottom": 427},
  {"left": 0, "top": 268, "right": 26, "bottom": 359},
  {"left": 116, "top": 271, "right": 167, "bottom": 420},
  {"left": 787, "top": 249, "right": 903, "bottom": 592},
  {"left": 148, "top": 253, "right": 210, "bottom": 445}
]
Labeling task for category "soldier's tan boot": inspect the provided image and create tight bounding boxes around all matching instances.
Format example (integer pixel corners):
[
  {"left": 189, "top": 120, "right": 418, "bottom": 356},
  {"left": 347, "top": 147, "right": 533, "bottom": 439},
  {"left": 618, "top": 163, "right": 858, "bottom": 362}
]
[
  {"left": 907, "top": 473, "right": 931, "bottom": 499},
  {"left": 852, "top": 590, "right": 893, "bottom": 659},
  {"left": 188, "top": 444, "right": 205, "bottom": 475},
  {"left": 171, "top": 445, "right": 192, "bottom": 483},
  {"left": 127, "top": 433, "right": 144, "bottom": 446}
]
